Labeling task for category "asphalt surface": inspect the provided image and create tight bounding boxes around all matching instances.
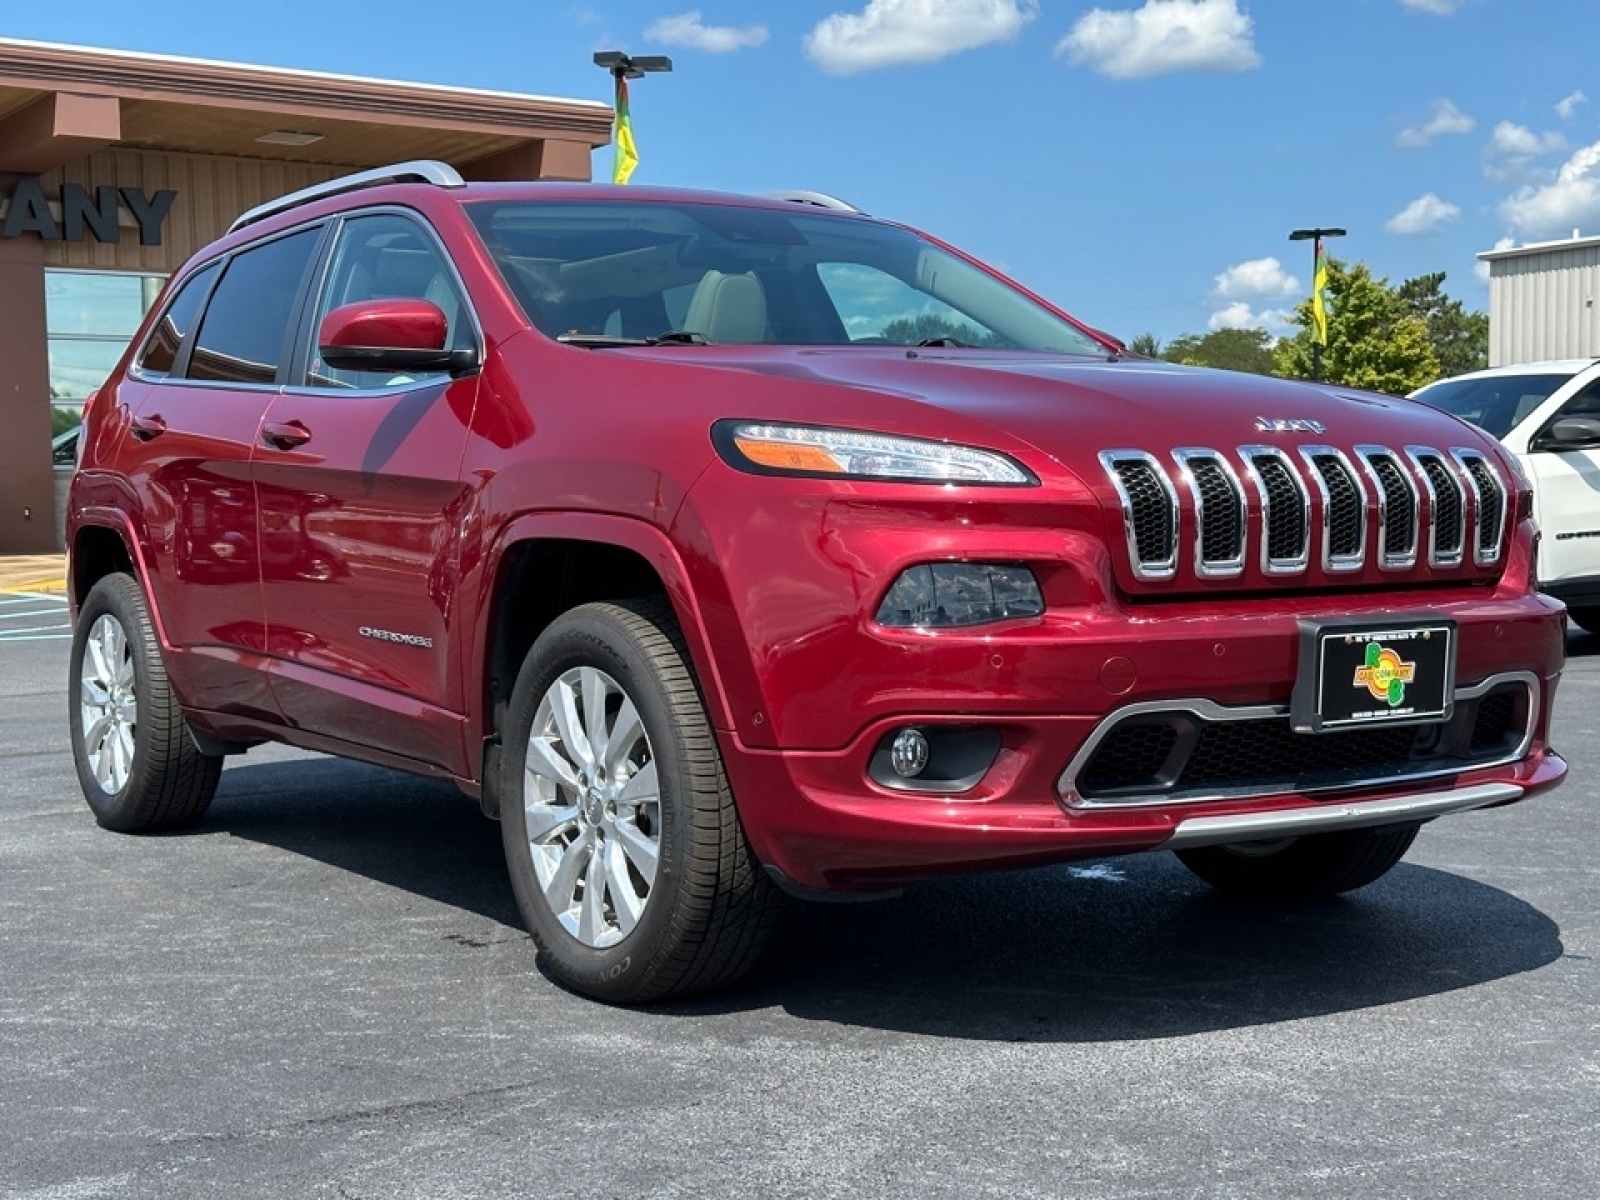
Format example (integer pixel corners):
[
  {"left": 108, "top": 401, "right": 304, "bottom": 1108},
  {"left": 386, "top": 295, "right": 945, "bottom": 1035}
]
[{"left": 2, "top": 597, "right": 1596, "bottom": 1198}]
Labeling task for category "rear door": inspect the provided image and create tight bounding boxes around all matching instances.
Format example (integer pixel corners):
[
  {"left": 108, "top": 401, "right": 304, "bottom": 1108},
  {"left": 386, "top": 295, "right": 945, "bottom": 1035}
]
[
  {"left": 254, "top": 209, "right": 480, "bottom": 774},
  {"left": 121, "top": 226, "right": 324, "bottom": 720}
]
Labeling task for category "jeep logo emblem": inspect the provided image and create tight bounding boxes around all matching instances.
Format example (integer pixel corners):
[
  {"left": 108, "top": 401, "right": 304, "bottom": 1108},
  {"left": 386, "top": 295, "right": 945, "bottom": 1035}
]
[{"left": 1255, "top": 416, "right": 1327, "bottom": 434}]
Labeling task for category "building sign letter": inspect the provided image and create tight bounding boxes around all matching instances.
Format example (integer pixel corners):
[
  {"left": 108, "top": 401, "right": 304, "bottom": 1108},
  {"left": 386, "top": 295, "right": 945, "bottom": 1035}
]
[{"left": 0, "top": 179, "right": 178, "bottom": 245}]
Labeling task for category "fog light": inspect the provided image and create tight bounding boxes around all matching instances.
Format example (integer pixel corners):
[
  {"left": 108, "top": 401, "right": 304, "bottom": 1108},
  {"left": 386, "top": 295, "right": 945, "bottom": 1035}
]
[
  {"left": 889, "top": 728, "right": 930, "bottom": 778},
  {"left": 875, "top": 562, "right": 1044, "bottom": 628}
]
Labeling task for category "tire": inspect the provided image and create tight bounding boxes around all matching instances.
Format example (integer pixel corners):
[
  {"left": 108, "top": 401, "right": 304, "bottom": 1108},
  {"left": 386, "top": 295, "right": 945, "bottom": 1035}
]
[
  {"left": 1567, "top": 606, "right": 1600, "bottom": 634},
  {"left": 1175, "top": 822, "right": 1420, "bottom": 903},
  {"left": 68, "top": 573, "right": 222, "bottom": 832},
  {"left": 500, "top": 598, "right": 779, "bottom": 1003}
]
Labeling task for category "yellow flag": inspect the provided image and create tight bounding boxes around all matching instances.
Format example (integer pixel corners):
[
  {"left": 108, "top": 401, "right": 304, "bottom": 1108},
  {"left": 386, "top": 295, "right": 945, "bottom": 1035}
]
[
  {"left": 1311, "top": 239, "right": 1329, "bottom": 346},
  {"left": 613, "top": 77, "right": 638, "bottom": 185}
]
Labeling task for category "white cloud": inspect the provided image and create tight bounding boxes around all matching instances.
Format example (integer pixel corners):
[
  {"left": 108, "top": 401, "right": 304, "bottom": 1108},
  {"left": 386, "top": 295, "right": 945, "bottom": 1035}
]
[
  {"left": 1385, "top": 193, "right": 1461, "bottom": 235},
  {"left": 1213, "top": 257, "right": 1299, "bottom": 298},
  {"left": 804, "top": 0, "right": 1036, "bottom": 74},
  {"left": 1397, "top": 99, "right": 1474, "bottom": 147},
  {"left": 1556, "top": 91, "right": 1588, "bottom": 120},
  {"left": 1401, "top": 0, "right": 1460, "bottom": 13},
  {"left": 1490, "top": 121, "right": 1567, "bottom": 159},
  {"left": 1500, "top": 140, "right": 1600, "bottom": 238},
  {"left": 646, "top": 11, "right": 768, "bottom": 52},
  {"left": 1207, "top": 302, "right": 1293, "bottom": 333},
  {"left": 1055, "top": 0, "right": 1260, "bottom": 80}
]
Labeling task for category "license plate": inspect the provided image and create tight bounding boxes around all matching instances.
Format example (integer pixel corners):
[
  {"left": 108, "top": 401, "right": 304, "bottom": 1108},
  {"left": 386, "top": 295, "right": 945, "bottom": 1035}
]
[{"left": 1290, "top": 618, "right": 1456, "bottom": 733}]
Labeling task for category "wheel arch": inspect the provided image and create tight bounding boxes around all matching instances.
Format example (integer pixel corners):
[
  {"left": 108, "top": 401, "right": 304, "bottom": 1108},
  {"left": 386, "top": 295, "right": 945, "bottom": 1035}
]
[{"left": 467, "top": 513, "right": 739, "bottom": 810}]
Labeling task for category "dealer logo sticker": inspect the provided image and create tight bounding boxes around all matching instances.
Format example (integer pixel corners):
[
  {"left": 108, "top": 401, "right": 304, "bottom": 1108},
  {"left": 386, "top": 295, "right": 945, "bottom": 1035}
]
[{"left": 1353, "top": 641, "right": 1417, "bottom": 707}]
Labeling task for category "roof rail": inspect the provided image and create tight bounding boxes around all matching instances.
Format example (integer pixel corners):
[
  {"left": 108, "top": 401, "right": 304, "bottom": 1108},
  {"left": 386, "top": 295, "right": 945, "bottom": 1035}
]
[
  {"left": 762, "top": 190, "right": 866, "bottom": 215},
  {"left": 229, "top": 160, "right": 466, "bottom": 233}
]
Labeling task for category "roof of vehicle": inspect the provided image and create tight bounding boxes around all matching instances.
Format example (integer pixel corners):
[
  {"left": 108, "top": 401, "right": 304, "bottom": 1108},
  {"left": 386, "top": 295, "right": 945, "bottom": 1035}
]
[{"left": 1417, "top": 359, "right": 1600, "bottom": 386}]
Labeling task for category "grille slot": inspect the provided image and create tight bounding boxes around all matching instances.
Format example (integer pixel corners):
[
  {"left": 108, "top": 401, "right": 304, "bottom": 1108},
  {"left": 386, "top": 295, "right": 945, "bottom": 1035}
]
[
  {"left": 1410, "top": 448, "right": 1465, "bottom": 566},
  {"left": 1304, "top": 447, "right": 1366, "bottom": 570},
  {"left": 1175, "top": 450, "right": 1245, "bottom": 576},
  {"left": 1243, "top": 448, "right": 1309, "bottom": 572},
  {"left": 1456, "top": 450, "right": 1508, "bottom": 565},
  {"left": 1067, "top": 680, "right": 1535, "bottom": 805},
  {"left": 1358, "top": 447, "right": 1419, "bottom": 567},
  {"left": 1100, "top": 451, "right": 1178, "bottom": 580}
]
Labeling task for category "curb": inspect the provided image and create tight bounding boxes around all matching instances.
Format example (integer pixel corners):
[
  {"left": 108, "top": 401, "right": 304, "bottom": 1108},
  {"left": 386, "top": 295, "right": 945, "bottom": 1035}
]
[{"left": 0, "top": 578, "right": 68, "bottom": 595}]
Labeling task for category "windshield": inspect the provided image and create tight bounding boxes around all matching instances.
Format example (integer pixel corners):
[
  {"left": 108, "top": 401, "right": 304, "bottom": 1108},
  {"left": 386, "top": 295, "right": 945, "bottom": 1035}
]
[
  {"left": 465, "top": 199, "right": 1108, "bottom": 354},
  {"left": 1410, "top": 372, "right": 1571, "bottom": 438}
]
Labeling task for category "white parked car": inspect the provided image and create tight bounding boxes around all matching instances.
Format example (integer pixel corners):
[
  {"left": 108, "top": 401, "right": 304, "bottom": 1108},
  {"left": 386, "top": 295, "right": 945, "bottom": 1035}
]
[{"left": 1411, "top": 359, "right": 1600, "bottom": 631}]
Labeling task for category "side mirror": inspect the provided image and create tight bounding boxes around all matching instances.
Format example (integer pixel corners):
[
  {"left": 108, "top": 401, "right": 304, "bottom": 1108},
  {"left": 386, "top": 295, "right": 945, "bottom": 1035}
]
[
  {"left": 1531, "top": 414, "right": 1600, "bottom": 452},
  {"left": 318, "top": 299, "right": 478, "bottom": 376}
]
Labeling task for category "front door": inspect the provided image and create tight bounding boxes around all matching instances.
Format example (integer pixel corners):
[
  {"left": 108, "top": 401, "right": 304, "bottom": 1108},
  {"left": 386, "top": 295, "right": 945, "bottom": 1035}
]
[{"left": 254, "top": 211, "right": 480, "bottom": 774}]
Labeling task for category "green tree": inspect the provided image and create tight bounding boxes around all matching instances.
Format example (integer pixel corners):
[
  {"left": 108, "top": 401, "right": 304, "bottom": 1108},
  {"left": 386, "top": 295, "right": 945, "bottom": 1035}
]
[
  {"left": 1162, "top": 327, "right": 1277, "bottom": 375},
  {"left": 1126, "top": 332, "right": 1164, "bottom": 358},
  {"left": 1273, "top": 258, "right": 1439, "bottom": 394},
  {"left": 1397, "top": 271, "right": 1488, "bottom": 381},
  {"left": 878, "top": 313, "right": 1002, "bottom": 346}
]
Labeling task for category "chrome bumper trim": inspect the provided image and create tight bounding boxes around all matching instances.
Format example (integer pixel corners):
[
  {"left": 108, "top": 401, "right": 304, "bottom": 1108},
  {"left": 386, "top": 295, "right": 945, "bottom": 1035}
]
[{"left": 1163, "top": 780, "right": 1522, "bottom": 850}]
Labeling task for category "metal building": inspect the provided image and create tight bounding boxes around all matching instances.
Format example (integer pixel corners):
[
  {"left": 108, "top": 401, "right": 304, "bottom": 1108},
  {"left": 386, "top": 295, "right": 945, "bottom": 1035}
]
[{"left": 1479, "top": 233, "right": 1600, "bottom": 367}]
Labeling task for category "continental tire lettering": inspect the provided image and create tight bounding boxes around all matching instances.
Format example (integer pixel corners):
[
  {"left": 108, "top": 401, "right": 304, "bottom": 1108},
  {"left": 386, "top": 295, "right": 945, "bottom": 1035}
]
[{"left": 358, "top": 626, "right": 434, "bottom": 648}]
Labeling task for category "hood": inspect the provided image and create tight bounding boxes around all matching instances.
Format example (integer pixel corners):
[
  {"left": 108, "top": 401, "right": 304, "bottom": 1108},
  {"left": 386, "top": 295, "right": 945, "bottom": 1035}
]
[{"left": 638, "top": 346, "right": 1515, "bottom": 597}]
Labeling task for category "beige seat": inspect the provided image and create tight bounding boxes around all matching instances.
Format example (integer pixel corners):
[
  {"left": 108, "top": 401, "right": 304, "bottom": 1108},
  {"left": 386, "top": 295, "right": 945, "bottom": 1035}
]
[{"left": 683, "top": 270, "right": 767, "bottom": 344}]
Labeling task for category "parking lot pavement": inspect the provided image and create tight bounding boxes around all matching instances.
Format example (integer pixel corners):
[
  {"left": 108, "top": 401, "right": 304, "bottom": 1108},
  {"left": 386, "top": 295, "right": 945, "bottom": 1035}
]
[
  {"left": 2, "top": 630, "right": 1598, "bottom": 1199},
  {"left": 0, "top": 591, "right": 70, "bottom": 644}
]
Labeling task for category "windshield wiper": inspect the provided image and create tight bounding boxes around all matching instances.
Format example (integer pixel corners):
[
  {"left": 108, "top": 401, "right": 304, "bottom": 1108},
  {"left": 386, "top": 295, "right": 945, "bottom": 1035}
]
[{"left": 556, "top": 329, "right": 712, "bottom": 348}]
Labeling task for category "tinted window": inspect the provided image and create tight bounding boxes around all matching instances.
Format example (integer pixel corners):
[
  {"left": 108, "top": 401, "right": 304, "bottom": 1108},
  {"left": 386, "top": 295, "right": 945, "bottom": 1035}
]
[
  {"left": 466, "top": 199, "right": 1107, "bottom": 354},
  {"left": 1412, "top": 372, "right": 1571, "bottom": 438},
  {"left": 306, "top": 213, "right": 470, "bottom": 388},
  {"left": 187, "top": 228, "right": 321, "bottom": 384},
  {"left": 136, "top": 262, "right": 218, "bottom": 378}
]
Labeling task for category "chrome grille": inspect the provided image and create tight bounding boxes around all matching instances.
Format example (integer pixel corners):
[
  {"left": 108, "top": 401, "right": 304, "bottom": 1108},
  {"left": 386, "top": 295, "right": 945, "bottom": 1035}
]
[
  {"left": 1455, "top": 450, "right": 1507, "bottom": 565},
  {"left": 1101, "top": 443, "right": 1509, "bottom": 582}
]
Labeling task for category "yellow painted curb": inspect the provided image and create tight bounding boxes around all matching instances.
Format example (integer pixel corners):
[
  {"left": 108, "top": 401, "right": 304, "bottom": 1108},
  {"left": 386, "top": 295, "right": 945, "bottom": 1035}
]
[{"left": 1, "top": 578, "right": 67, "bottom": 594}]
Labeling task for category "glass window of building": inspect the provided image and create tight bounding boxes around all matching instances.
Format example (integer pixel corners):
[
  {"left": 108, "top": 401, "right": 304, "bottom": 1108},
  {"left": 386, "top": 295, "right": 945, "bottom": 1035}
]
[{"left": 45, "top": 270, "right": 165, "bottom": 434}]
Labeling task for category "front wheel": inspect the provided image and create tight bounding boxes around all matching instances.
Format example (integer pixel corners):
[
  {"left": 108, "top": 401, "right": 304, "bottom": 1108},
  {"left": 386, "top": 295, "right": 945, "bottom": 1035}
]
[
  {"left": 68, "top": 573, "right": 222, "bottom": 831},
  {"left": 1175, "top": 823, "right": 1420, "bottom": 902},
  {"left": 500, "top": 599, "right": 779, "bottom": 1003}
]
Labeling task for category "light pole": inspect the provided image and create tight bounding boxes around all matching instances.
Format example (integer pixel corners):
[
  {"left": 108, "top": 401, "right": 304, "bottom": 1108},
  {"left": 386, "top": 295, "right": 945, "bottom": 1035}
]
[
  {"left": 593, "top": 52, "right": 672, "bottom": 185},
  {"left": 1289, "top": 226, "right": 1345, "bottom": 381}
]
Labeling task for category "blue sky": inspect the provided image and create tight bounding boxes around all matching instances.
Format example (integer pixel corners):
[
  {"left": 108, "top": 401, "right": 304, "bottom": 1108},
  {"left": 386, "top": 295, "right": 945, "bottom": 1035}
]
[{"left": 9, "top": 0, "right": 1600, "bottom": 344}]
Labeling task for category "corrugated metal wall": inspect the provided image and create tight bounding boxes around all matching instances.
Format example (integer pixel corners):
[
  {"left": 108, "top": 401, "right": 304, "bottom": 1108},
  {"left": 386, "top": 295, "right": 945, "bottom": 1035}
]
[
  {"left": 1488, "top": 240, "right": 1600, "bottom": 366},
  {"left": 37, "top": 149, "right": 344, "bottom": 274}
]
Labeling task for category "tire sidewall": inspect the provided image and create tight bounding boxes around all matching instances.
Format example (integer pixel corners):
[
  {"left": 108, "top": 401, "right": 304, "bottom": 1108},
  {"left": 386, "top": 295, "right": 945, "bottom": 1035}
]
[
  {"left": 500, "top": 605, "right": 698, "bottom": 1002},
  {"left": 68, "top": 575, "right": 158, "bottom": 829}
]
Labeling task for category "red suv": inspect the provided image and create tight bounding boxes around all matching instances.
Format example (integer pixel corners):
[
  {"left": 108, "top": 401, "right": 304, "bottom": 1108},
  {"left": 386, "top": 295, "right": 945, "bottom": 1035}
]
[{"left": 67, "top": 162, "right": 1567, "bottom": 1002}]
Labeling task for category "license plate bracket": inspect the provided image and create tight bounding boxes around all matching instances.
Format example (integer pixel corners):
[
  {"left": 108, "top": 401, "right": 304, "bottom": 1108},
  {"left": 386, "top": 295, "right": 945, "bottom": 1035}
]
[{"left": 1290, "top": 617, "right": 1456, "bottom": 734}]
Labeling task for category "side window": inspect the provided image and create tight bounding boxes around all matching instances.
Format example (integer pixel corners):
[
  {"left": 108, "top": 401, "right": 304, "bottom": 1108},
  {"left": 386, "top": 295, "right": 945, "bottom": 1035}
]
[
  {"left": 1554, "top": 380, "right": 1600, "bottom": 421},
  {"left": 306, "top": 213, "right": 470, "bottom": 388},
  {"left": 186, "top": 228, "right": 321, "bottom": 385},
  {"left": 135, "top": 262, "right": 218, "bottom": 378},
  {"left": 815, "top": 262, "right": 1004, "bottom": 347}
]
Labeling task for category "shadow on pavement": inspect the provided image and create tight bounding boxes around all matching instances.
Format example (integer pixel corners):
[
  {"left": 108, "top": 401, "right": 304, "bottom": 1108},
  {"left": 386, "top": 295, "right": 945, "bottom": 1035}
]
[{"left": 205, "top": 755, "right": 1564, "bottom": 1043}]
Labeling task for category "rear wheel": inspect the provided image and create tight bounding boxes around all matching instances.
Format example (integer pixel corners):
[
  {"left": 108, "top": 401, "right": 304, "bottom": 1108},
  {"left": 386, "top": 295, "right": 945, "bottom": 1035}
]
[
  {"left": 68, "top": 573, "right": 222, "bottom": 831},
  {"left": 1175, "top": 823, "right": 1420, "bottom": 902},
  {"left": 500, "top": 598, "right": 779, "bottom": 1003}
]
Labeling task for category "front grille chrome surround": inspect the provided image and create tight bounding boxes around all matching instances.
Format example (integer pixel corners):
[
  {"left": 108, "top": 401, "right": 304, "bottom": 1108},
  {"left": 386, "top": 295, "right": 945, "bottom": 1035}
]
[
  {"left": 1238, "top": 445, "right": 1311, "bottom": 574},
  {"left": 1298, "top": 445, "right": 1368, "bottom": 573},
  {"left": 1452, "top": 447, "right": 1509, "bottom": 567},
  {"left": 1058, "top": 671, "right": 1539, "bottom": 809},
  {"left": 1100, "top": 450, "right": 1179, "bottom": 581},
  {"left": 1353, "top": 445, "right": 1420, "bottom": 570},
  {"left": 1407, "top": 445, "right": 1466, "bottom": 568},
  {"left": 1099, "top": 441, "right": 1508, "bottom": 584},
  {"left": 1172, "top": 448, "right": 1246, "bottom": 578}
]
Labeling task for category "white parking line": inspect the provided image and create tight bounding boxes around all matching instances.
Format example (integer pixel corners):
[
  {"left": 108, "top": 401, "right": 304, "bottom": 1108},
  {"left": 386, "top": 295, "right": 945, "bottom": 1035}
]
[{"left": 0, "top": 594, "right": 70, "bottom": 642}]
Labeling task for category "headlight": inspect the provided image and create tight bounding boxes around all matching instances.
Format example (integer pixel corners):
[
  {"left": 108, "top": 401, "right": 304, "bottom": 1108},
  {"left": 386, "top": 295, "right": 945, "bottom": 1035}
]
[{"left": 713, "top": 421, "right": 1036, "bottom": 485}]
